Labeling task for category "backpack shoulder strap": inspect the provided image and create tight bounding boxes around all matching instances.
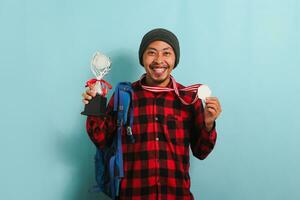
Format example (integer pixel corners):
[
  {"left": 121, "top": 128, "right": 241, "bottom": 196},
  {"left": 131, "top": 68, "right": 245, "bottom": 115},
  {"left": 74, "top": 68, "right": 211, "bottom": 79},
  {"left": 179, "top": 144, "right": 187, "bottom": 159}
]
[
  {"left": 113, "top": 82, "right": 134, "bottom": 142},
  {"left": 109, "top": 82, "right": 134, "bottom": 199}
]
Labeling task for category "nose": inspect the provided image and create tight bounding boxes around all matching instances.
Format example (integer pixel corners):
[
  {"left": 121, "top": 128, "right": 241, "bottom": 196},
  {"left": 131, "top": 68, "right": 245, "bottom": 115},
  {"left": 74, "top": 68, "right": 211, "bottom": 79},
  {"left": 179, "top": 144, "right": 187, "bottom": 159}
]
[{"left": 154, "top": 52, "right": 163, "bottom": 64}]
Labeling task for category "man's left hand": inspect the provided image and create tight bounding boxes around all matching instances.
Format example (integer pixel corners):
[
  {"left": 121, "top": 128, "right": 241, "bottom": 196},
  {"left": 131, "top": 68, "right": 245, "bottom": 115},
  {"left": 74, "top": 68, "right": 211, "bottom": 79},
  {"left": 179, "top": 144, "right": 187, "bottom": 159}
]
[{"left": 204, "top": 97, "right": 222, "bottom": 131}]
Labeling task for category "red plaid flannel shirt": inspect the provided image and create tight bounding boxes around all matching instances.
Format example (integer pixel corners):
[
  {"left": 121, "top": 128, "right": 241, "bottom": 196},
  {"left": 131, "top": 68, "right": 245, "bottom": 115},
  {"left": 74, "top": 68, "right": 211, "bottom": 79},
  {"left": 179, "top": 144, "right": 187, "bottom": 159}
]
[{"left": 86, "top": 78, "right": 217, "bottom": 200}]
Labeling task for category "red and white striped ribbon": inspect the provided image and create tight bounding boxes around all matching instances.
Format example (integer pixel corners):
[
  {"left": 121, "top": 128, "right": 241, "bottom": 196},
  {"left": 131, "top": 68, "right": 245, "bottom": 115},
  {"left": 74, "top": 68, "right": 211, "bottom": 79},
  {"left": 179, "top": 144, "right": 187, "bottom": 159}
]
[{"left": 139, "top": 74, "right": 201, "bottom": 105}]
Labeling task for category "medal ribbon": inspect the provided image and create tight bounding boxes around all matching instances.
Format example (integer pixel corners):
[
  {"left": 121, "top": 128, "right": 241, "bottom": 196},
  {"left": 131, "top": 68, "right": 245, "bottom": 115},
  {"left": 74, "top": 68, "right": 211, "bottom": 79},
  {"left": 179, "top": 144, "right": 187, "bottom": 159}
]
[
  {"left": 139, "top": 74, "right": 201, "bottom": 105},
  {"left": 85, "top": 79, "right": 112, "bottom": 97}
]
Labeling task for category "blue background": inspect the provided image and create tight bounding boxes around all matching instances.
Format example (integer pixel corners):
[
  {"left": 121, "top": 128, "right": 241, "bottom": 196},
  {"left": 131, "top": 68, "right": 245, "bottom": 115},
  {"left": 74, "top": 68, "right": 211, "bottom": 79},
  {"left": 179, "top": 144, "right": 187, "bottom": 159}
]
[{"left": 1, "top": 0, "right": 299, "bottom": 199}]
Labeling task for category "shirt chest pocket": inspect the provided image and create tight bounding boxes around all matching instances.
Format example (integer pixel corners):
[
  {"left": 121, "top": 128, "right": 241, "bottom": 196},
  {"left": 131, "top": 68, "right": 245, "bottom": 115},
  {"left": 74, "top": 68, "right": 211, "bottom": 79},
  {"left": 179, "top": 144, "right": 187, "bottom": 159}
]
[{"left": 163, "top": 115, "right": 190, "bottom": 147}]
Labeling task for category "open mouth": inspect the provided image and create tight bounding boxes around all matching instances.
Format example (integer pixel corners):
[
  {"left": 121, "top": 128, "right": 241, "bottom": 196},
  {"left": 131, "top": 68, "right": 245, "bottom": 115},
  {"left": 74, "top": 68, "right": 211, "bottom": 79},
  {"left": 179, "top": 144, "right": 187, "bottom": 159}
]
[
  {"left": 152, "top": 67, "right": 166, "bottom": 73},
  {"left": 151, "top": 67, "right": 167, "bottom": 76},
  {"left": 150, "top": 62, "right": 168, "bottom": 76}
]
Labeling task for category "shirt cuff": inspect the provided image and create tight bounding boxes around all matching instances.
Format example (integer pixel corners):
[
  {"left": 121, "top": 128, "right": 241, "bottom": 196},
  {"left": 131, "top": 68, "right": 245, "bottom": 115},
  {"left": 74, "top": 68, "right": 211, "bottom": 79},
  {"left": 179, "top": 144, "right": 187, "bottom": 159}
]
[{"left": 204, "top": 121, "right": 216, "bottom": 133}]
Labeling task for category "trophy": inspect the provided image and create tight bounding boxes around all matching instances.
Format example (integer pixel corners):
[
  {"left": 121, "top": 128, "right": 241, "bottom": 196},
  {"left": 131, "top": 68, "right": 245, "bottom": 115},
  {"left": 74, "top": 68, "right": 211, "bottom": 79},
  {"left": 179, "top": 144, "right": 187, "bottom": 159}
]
[{"left": 81, "top": 52, "right": 112, "bottom": 116}]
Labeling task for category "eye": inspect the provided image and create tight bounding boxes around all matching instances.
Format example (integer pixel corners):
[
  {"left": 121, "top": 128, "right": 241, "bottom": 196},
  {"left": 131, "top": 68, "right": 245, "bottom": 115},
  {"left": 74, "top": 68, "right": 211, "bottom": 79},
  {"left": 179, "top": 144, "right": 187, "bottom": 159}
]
[
  {"left": 146, "top": 50, "right": 156, "bottom": 56},
  {"left": 163, "top": 51, "right": 172, "bottom": 57}
]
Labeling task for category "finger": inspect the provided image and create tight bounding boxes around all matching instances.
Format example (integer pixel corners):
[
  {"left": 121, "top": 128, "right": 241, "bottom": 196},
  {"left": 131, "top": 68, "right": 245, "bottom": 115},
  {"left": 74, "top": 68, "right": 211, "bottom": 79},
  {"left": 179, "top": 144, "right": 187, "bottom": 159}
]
[
  {"left": 206, "top": 97, "right": 218, "bottom": 101},
  {"left": 205, "top": 103, "right": 221, "bottom": 117},
  {"left": 206, "top": 98, "right": 221, "bottom": 111},
  {"left": 205, "top": 103, "right": 218, "bottom": 113},
  {"left": 205, "top": 97, "right": 219, "bottom": 104},
  {"left": 205, "top": 108, "right": 218, "bottom": 118},
  {"left": 82, "top": 92, "right": 92, "bottom": 100},
  {"left": 86, "top": 89, "right": 96, "bottom": 97},
  {"left": 206, "top": 103, "right": 221, "bottom": 112},
  {"left": 82, "top": 99, "right": 89, "bottom": 104}
]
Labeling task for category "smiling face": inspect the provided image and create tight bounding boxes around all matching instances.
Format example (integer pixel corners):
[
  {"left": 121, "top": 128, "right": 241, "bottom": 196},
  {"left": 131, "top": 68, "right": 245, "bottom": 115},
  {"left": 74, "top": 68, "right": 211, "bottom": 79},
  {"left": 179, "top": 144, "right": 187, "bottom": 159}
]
[{"left": 142, "top": 40, "right": 176, "bottom": 87}]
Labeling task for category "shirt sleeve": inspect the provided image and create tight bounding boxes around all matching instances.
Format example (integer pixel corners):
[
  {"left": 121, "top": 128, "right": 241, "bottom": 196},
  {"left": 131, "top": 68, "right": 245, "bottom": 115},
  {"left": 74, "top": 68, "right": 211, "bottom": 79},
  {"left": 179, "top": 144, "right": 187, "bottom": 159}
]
[
  {"left": 190, "top": 99, "right": 217, "bottom": 160},
  {"left": 85, "top": 94, "right": 117, "bottom": 149}
]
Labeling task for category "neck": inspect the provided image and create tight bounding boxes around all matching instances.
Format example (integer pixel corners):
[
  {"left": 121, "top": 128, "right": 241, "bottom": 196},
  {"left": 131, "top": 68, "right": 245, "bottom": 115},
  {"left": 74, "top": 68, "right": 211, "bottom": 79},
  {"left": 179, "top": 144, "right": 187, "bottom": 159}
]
[{"left": 145, "top": 76, "right": 171, "bottom": 87}]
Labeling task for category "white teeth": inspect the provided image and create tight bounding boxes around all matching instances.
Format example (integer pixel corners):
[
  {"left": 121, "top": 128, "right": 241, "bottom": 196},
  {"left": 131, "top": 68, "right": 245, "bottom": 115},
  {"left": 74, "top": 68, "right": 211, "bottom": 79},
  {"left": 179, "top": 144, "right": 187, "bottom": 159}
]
[
  {"left": 154, "top": 68, "right": 164, "bottom": 73},
  {"left": 153, "top": 68, "right": 166, "bottom": 73}
]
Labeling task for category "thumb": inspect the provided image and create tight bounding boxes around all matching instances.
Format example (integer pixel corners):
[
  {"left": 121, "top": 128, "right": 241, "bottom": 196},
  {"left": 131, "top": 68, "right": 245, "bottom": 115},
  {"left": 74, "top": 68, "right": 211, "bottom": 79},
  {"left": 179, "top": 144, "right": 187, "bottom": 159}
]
[
  {"left": 88, "top": 83, "right": 96, "bottom": 91},
  {"left": 87, "top": 84, "right": 97, "bottom": 96}
]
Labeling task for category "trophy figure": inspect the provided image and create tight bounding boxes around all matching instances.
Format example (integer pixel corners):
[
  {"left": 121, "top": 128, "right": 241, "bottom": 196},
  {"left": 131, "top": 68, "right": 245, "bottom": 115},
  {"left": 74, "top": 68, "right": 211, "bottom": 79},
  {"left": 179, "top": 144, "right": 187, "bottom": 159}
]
[{"left": 81, "top": 52, "right": 112, "bottom": 116}]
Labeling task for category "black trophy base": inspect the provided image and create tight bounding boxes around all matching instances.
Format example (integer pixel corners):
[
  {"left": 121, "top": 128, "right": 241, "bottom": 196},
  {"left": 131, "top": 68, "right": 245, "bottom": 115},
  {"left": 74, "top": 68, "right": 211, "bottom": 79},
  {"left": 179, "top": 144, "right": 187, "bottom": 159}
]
[{"left": 81, "top": 94, "right": 107, "bottom": 116}]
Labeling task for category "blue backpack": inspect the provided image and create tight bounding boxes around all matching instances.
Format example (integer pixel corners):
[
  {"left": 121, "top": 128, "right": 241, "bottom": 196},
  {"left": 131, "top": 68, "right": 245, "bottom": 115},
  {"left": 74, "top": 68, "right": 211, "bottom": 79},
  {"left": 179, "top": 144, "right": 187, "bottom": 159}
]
[{"left": 91, "top": 82, "right": 135, "bottom": 200}]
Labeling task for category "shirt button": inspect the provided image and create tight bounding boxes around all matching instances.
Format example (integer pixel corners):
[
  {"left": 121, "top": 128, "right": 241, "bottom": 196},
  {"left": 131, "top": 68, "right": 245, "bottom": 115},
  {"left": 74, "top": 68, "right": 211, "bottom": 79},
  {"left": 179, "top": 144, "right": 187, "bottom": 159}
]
[
  {"left": 155, "top": 137, "right": 159, "bottom": 141},
  {"left": 157, "top": 178, "right": 160, "bottom": 184},
  {"left": 155, "top": 116, "right": 159, "bottom": 121}
]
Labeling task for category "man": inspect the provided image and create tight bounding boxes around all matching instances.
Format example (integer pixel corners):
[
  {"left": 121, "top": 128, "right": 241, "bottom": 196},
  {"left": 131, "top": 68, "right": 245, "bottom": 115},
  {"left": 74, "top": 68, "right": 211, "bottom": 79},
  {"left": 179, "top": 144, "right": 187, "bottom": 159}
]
[{"left": 82, "top": 28, "right": 222, "bottom": 200}]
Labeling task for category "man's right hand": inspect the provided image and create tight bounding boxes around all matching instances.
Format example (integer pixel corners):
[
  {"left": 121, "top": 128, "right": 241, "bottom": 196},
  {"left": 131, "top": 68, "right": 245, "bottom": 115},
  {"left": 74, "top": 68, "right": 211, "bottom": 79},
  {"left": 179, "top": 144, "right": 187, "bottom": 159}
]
[{"left": 82, "top": 85, "right": 96, "bottom": 104}]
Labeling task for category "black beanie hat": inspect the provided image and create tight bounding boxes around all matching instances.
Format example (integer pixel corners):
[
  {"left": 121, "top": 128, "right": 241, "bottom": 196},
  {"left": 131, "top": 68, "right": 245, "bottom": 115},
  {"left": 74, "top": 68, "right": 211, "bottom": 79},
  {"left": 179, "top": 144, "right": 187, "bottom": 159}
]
[{"left": 139, "top": 28, "right": 180, "bottom": 68}]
